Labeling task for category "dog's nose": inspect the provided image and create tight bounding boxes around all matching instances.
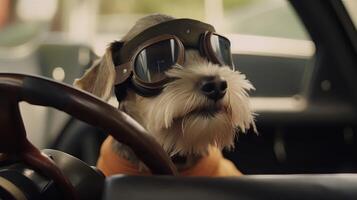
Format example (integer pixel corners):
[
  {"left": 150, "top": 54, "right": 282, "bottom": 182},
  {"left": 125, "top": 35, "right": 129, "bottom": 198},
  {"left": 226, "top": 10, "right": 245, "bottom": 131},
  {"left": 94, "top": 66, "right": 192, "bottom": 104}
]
[{"left": 199, "top": 76, "right": 227, "bottom": 101}]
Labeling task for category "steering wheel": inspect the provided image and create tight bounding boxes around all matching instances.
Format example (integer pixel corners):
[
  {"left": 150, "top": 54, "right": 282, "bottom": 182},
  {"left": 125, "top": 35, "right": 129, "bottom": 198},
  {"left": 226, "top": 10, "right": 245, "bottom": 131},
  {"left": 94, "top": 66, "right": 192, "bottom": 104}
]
[{"left": 0, "top": 73, "right": 177, "bottom": 200}]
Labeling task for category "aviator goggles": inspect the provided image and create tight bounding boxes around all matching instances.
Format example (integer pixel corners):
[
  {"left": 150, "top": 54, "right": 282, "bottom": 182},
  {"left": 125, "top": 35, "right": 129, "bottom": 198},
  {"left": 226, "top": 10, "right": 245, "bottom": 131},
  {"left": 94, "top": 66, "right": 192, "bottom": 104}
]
[{"left": 113, "top": 19, "right": 235, "bottom": 98}]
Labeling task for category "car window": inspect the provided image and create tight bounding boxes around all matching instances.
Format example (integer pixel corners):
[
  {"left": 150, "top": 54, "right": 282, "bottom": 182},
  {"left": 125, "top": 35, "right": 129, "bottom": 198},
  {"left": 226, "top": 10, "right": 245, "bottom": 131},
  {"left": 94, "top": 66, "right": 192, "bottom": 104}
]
[
  {"left": 98, "top": 0, "right": 205, "bottom": 34},
  {"left": 98, "top": 0, "right": 309, "bottom": 40},
  {"left": 223, "top": 0, "right": 309, "bottom": 40}
]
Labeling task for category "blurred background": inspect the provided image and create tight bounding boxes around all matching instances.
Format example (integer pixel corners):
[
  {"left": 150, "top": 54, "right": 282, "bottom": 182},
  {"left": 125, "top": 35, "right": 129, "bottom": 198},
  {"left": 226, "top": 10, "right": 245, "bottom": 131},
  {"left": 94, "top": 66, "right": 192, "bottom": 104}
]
[{"left": 0, "top": 0, "right": 356, "bottom": 173}]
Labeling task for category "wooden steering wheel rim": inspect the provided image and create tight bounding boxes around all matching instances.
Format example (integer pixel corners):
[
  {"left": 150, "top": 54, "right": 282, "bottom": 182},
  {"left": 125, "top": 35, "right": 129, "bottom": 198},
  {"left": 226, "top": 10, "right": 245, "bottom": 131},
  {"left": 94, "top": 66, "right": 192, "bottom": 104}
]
[{"left": 0, "top": 73, "right": 177, "bottom": 200}]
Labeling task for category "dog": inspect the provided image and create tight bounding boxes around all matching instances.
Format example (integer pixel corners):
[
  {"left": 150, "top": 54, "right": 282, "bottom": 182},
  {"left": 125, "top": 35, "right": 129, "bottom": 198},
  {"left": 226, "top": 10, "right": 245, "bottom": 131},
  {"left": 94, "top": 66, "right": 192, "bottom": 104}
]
[{"left": 74, "top": 14, "right": 256, "bottom": 176}]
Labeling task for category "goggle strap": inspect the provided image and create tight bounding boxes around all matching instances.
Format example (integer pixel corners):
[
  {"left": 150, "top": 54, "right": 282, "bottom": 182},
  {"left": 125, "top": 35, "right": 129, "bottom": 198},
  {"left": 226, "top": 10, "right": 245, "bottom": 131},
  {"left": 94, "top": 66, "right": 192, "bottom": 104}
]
[
  {"left": 114, "top": 80, "right": 130, "bottom": 102},
  {"left": 110, "top": 40, "right": 133, "bottom": 86},
  {"left": 114, "top": 63, "right": 132, "bottom": 85},
  {"left": 110, "top": 41, "right": 124, "bottom": 65}
]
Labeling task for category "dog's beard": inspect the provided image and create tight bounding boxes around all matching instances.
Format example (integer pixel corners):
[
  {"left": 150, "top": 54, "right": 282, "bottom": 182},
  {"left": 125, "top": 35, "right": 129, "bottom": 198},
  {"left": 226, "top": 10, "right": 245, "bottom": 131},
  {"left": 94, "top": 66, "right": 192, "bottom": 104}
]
[
  {"left": 161, "top": 111, "right": 235, "bottom": 156},
  {"left": 123, "top": 52, "right": 255, "bottom": 156}
]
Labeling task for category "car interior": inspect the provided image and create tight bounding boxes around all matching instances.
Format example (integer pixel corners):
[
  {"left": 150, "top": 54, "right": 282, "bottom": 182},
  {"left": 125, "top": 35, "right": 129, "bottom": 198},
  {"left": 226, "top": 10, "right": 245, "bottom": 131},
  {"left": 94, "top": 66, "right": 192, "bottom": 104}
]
[{"left": 1, "top": 0, "right": 357, "bottom": 199}]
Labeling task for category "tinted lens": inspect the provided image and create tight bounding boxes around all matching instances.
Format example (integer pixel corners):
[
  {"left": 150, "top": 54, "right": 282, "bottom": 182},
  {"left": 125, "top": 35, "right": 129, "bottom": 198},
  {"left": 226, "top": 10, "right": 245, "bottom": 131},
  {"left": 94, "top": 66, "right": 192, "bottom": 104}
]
[
  {"left": 210, "top": 34, "right": 234, "bottom": 69},
  {"left": 134, "top": 39, "right": 179, "bottom": 83}
]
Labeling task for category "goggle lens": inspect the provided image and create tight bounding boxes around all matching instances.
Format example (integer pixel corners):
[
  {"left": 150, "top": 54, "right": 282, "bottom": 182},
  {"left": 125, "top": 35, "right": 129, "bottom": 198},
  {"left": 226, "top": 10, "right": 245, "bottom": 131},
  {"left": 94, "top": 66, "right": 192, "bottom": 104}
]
[
  {"left": 134, "top": 39, "right": 179, "bottom": 83},
  {"left": 209, "top": 34, "right": 235, "bottom": 70}
]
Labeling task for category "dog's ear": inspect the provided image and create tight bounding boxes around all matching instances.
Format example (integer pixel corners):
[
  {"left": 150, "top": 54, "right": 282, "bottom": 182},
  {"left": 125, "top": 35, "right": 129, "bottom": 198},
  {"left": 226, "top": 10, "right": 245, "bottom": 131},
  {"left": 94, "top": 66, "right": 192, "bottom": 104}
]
[{"left": 74, "top": 41, "right": 123, "bottom": 100}]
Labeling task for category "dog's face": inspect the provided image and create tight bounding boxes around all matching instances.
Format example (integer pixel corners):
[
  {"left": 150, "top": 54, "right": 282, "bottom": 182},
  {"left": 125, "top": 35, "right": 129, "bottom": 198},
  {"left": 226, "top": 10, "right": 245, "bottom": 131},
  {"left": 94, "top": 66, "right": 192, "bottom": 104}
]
[{"left": 75, "top": 14, "right": 255, "bottom": 156}]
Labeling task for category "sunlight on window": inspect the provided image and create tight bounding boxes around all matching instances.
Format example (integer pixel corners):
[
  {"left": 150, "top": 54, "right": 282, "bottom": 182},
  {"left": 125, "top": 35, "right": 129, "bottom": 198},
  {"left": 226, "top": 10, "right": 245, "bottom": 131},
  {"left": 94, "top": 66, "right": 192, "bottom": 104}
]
[{"left": 16, "top": 0, "right": 58, "bottom": 21}]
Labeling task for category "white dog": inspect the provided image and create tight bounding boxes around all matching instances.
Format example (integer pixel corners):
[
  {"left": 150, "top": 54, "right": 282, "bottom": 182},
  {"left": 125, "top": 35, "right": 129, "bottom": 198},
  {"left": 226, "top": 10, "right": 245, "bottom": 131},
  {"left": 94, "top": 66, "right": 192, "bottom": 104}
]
[{"left": 74, "top": 14, "right": 255, "bottom": 176}]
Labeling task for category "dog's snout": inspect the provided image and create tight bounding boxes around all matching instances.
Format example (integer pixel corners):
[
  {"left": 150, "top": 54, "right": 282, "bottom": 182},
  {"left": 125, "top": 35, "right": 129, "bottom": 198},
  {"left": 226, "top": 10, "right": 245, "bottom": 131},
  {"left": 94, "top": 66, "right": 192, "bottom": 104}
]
[{"left": 199, "top": 76, "right": 227, "bottom": 101}]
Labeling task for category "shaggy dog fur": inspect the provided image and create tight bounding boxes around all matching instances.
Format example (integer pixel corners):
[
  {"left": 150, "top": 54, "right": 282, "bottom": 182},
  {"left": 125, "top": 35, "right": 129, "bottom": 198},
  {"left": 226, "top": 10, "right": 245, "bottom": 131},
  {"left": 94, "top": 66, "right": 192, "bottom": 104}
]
[{"left": 74, "top": 14, "right": 255, "bottom": 169}]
